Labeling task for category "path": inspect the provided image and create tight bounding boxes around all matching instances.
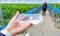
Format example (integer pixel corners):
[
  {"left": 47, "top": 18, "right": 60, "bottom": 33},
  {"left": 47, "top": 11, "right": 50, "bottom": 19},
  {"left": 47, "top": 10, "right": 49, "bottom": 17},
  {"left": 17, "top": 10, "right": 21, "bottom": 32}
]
[{"left": 16, "top": 9, "right": 60, "bottom": 36}]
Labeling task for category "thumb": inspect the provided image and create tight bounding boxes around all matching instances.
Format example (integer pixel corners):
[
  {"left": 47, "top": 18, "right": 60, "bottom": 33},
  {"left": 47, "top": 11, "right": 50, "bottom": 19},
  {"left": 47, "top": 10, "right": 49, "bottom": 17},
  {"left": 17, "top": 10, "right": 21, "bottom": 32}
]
[{"left": 13, "top": 11, "right": 19, "bottom": 19}]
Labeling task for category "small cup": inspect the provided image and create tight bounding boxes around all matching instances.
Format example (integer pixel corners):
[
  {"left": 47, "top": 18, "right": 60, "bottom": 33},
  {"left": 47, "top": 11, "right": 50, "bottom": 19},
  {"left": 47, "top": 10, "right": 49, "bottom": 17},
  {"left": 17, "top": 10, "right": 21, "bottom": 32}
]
[{"left": 17, "top": 14, "right": 43, "bottom": 25}]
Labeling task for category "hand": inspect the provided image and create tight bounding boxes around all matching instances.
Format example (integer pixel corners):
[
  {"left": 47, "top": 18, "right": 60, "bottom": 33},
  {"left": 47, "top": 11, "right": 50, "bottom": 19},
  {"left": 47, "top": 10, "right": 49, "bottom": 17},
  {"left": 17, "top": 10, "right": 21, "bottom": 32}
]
[{"left": 5, "top": 11, "right": 32, "bottom": 36}]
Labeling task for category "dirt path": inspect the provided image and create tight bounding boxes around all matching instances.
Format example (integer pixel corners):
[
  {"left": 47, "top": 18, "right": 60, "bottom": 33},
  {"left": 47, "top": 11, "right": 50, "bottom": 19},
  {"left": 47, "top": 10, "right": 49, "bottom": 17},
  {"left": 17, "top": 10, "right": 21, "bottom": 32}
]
[{"left": 16, "top": 10, "right": 60, "bottom": 36}]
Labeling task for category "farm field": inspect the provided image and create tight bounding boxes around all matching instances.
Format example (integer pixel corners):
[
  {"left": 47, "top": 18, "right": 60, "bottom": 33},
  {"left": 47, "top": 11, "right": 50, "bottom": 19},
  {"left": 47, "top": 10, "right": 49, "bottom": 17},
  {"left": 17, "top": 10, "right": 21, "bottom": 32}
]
[
  {"left": 50, "top": 3, "right": 60, "bottom": 9},
  {"left": 0, "top": 3, "right": 60, "bottom": 25},
  {"left": 0, "top": 4, "right": 40, "bottom": 24}
]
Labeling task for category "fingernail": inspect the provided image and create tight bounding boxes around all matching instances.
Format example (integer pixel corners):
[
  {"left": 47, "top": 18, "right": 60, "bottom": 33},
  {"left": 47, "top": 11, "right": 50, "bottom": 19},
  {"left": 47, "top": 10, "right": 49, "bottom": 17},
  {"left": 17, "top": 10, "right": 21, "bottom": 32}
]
[
  {"left": 16, "top": 11, "right": 19, "bottom": 14},
  {"left": 17, "top": 11, "right": 19, "bottom": 13}
]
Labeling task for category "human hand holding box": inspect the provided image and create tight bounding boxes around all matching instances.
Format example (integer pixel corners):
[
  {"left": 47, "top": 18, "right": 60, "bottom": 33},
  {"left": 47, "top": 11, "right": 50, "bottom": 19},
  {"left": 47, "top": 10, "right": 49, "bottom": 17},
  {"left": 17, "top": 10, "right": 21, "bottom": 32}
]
[{"left": 17, "top": 14, "right": 43, "bottom": 25}]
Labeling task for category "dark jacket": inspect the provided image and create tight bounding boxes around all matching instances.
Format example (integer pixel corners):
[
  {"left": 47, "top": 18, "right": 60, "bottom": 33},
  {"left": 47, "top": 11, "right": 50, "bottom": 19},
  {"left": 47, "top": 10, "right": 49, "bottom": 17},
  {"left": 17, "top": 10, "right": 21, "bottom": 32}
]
[
  {"left": 0, "top": 32, "right": 6, "bottom": 36},
  {"left": 42, "top": 3, "right": 47, "bottom": 11}
]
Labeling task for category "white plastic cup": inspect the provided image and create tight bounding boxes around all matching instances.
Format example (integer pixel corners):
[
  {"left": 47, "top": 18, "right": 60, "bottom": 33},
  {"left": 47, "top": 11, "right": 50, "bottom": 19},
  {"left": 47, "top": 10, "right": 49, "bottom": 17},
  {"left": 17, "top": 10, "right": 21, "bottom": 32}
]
[{"left": 17, "top": 14, "right": 43, "bottom": 25}]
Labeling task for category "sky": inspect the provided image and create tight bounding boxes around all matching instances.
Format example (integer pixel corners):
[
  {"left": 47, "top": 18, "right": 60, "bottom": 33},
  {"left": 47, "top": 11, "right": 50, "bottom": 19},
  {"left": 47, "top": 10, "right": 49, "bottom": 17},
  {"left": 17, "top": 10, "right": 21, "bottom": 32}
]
[{"left": 0, "top": 0, "right": 60, "bottom": 3}]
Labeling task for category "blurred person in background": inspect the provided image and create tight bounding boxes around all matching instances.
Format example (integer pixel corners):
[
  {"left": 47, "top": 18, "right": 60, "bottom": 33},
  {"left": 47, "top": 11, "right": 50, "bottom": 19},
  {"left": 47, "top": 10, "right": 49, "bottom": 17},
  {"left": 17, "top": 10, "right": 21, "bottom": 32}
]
[{"left": 42, "top": 2, "right": 48, "bottom": 16}]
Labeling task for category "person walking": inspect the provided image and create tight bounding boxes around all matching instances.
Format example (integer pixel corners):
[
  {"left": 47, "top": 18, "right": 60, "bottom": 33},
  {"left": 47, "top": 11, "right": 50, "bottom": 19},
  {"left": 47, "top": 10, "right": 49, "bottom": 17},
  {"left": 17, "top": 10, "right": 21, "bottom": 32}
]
[{"left": 42, "top": 2, "right": 47, "bottom": 16}]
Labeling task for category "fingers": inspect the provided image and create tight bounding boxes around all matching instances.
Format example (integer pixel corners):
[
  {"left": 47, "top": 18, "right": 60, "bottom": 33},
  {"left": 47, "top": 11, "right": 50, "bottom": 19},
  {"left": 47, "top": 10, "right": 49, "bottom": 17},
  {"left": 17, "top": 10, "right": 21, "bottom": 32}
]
[
  {"left": 25, "top": 17, "right": 32, "bottom": 28},
  {"left": 21, "top": 16, "right": 32, "bottom": 28},
  {"left": 26, "top": 22, "right": 32, "bottom": 28},
  {"left": 29, "top": 17, "right": 32, "bottom": 23},
  {"left": 13, "top": 11, "right": 19, "bottom": 19},
  {"left": 19, "top": 15, "right": 27, "bottom": 21},
  {"left": 23, "top": 17, "right": 32, "bottom": 29}
]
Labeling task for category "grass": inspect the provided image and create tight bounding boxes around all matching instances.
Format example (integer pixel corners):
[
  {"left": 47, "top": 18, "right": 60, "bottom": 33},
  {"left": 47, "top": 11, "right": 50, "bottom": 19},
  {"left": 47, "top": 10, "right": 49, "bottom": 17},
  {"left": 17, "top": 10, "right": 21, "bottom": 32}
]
[{"left": 50, "top": 3, "right": 60, "bottom": 9}]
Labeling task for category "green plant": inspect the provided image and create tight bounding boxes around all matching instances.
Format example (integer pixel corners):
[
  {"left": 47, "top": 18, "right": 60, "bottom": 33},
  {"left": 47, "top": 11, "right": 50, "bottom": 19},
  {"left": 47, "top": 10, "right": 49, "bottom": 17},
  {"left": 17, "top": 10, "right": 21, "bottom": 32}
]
[{"left": 0, "top": 4, "right": 40, "bottom": 24}]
